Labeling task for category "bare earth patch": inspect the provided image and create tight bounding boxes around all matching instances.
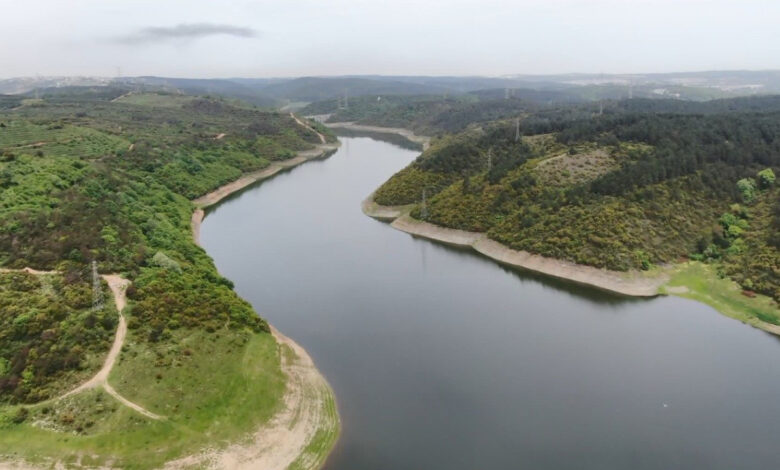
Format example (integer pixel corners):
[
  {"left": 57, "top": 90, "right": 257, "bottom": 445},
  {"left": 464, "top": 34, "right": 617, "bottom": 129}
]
[{"left": 535, "top": 148, "right": 618, "bottom": 187}]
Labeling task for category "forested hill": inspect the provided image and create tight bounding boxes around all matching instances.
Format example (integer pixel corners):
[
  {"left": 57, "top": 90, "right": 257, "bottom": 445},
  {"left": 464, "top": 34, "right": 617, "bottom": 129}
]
[
  {"left": 303, "top": 93, "right": 780, "bottom": 136},
  {"left": 0, "top": 91, "right": 333, "bottom": 405},
  {"left": 373, "top": 97, "right": 780, "bottom": 313}
]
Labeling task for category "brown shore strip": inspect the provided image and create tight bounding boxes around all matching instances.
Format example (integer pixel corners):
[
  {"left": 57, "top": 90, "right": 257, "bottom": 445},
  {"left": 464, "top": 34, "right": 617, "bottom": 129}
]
[
  {"left": 192, "top": 142, "right": 339, "bottom": 245},
  {"left": 341, "top": 123, "right": 670, "bottom": 297},
  {"left": 351, "top": 123, "right": 780, "bottom": 340},
  {"left": 387, "top": 212, "right": 668, "bottom": 297},
  {"left": 186, "top": 139, "right": 341, "bottom": 469},
  {"left": 324, "top": 121, "right": 431, "bottom": 150}
]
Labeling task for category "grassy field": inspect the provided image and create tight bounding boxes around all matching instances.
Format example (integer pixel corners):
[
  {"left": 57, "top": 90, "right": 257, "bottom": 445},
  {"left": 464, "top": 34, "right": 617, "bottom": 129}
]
[
  {"left": 661, "top": 262, "right": 780, "bottom": 330},
  {"left": 0, "top": 329, "right": 284, "bottom": 468}
]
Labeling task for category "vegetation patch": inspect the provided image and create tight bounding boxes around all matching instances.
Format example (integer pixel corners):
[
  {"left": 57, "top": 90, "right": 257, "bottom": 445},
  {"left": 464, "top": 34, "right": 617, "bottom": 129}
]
[
  {"left": 0, "top": 90, "right": 337, "bottom": 467},
  {"left": 0, "top": 271, "right": 115, "bottom": 404}
]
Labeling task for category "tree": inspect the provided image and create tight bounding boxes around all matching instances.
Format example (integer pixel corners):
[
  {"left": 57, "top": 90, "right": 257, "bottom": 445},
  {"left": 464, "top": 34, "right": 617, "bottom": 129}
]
[
  {"left": 737, "top": 178, "right": 757, "bottom": 203},
  {"left": 757, "top": 168, "right": 776, "bottom": 189}
]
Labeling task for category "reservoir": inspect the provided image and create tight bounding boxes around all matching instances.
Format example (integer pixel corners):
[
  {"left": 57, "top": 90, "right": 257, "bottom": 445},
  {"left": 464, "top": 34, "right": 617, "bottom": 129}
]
[{"left": 200, "top": 136, "right": 780, "bottom": 469}]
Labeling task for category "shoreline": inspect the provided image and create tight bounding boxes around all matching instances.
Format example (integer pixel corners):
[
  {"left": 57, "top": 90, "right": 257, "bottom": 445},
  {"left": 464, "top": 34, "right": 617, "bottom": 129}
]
[
  {"left": 192, "top": 142, "right": 340, "bottom": 244},
  {"left": 325, "top": 121, "right": 431, "bottom": 150},
  {"left": 347, "top": 121, "right": 780, "bottom": 334},
  {"left": 387, "top": 211, "right": 668, "bottom": 297},
  {"left": 333, "top": 122, "right": 668, "bottom": 297},
  {"left": 366, "top": 197, "right": 780, "bottom": 333},
  {"left": 163, "top": 327, "right": 338, "bottom": 470},
  {"left": 188, "top": 141, "right": 341, "bottom": 469}
]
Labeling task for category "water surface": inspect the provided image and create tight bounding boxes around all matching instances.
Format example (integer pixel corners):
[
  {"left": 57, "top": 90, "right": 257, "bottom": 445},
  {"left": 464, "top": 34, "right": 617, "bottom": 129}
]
[{"left": 201, "top": 136, "right": 780, "bottom": 470}]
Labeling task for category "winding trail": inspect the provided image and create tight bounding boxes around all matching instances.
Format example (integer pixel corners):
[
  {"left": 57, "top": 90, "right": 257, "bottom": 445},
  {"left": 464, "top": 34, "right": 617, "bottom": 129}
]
[
  {"left": 291, "top": 113, "right": 327, "bottom": 144},
  {"left": 0, "top": 268, "right": 162, "bottom": 420},
  {"left": 62, "top": 275, "right": 163, "bottom": 420}
]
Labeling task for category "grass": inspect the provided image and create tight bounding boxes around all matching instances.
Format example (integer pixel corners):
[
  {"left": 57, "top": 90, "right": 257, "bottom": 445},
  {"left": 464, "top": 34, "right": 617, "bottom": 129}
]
[
  {"left": 661, "top": 261, "right": 780, "bottom": 329},
  {"left": 0, "top": 329, "right": 286, "bottom": 469}
]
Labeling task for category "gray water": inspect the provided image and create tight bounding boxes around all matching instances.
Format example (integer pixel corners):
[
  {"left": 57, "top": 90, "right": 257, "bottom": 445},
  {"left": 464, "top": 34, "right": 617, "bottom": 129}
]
[{"left": 200, "top": 136, "right": 780, "bottom": 470}]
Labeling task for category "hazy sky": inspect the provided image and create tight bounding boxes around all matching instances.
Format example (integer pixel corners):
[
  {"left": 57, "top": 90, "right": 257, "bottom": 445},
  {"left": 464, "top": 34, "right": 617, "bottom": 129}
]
[{"left": 2, "top": 0, "right": 779, "bottom": 78}]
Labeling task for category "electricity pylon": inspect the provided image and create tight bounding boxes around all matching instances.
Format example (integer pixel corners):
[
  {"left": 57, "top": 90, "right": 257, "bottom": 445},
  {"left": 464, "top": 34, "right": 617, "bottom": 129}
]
[{"left": 92, "top": 261, "right": 104, "bottom": 312}]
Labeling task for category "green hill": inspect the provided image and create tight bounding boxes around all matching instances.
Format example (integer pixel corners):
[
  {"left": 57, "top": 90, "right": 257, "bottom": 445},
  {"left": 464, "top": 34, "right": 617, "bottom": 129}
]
[
  {"left": 0, "top": 91, "right": 336, "bottom": 467},
  {"left": 373, "top": 99, "right": 780, "bottom": 317}
]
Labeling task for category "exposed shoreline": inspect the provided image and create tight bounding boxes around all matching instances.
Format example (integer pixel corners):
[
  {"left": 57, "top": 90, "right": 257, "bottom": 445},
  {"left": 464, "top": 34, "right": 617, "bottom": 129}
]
[
  {"left": 188, "top": 140, "right": 341, "bottom": 470},
  {"left": 192, "top": 142, "right": 340, "bottom": 244},
  {"left": 384, "top": 211, "right": 668, "bottom": 297},
  {"left": 343, "top": 124, "right": 668, "bottom": 297},
  {"left": 350, "top": 123, "right": 780, "bottom": 335},
  {"left": 325, "top": 121, "right": 431, "bottom": 150}
]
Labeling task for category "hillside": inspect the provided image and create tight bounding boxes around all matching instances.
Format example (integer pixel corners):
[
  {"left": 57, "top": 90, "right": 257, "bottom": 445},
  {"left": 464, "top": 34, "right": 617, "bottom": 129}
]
[
  {"left": 371, "top": 99, "right": 780, "bottom": 324},
  {"left": 0, "top": 91, "right": 337, "bottom": 467}
]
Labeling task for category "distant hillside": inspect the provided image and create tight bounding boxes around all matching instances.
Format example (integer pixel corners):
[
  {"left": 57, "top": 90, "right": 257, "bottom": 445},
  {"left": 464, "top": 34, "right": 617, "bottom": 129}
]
[
  {"left": 258, "top": 76, "right": 451, "bottom": 102},
  {"left": 5, "top": 70, "right": 780, "bottom": 111},
  {"left": 114, "top": 76, "right": 278, "bottom": 107}
]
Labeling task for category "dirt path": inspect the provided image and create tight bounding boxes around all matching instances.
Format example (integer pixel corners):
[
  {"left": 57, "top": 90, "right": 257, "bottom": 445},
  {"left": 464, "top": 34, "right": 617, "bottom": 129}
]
[
  {"left": 0, "top": 268, "right": 162, "bottom": 420},
  {"left": 59, "top": 275, "right": 163, "bottom": 420},
  {"left": 0, "top": 267, "right": 57, "bottom": 276},
  {"left": 291, "top": 113, "right": 327, "bottom": 144},
  {"left": 110, "top": 91, "right": 133, "bottom": 103}
]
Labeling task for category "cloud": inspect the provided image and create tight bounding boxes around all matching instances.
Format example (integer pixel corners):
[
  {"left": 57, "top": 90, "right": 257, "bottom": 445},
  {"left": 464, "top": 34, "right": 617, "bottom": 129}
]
[{"left": 116, "top": 23, "right": 257, "bottom": 45}]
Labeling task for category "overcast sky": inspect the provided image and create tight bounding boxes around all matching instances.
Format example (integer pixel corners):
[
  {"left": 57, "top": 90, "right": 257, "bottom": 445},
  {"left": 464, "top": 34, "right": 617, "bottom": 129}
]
[{"left": 2, "top": 0, "right": 779, "bottom": 78}]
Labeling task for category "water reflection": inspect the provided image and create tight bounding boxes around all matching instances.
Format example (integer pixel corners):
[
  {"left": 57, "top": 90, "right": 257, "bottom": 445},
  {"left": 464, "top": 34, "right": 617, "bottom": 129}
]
[{"left": 201, "top": 136, "right": 780, "bottom": 470}]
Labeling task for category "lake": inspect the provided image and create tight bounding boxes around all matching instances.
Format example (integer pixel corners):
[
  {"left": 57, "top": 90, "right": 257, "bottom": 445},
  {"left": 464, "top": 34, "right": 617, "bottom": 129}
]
[{"left": 200, "top": 136, "right": 780, "bottom": 469}]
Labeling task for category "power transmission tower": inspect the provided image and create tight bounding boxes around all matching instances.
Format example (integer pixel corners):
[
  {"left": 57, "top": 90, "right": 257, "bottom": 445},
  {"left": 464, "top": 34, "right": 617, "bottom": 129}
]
[
  {"left": 515, "top": 118, "right": 520, "bottom": 142},
  {"left": 420, "top": 189, "right": 429, "bottom": 220},
  {"left": 487, "top": 148, "right": 493, "bottom": 171},
  {"left": 599, "top": 101, "right": 604, "bottom": 116},
  {"left": 344, "top": 89, "right": 349, "bottom": 109},
  {"left": 92, "top": 261, "right": 104, "bottom": 312}
]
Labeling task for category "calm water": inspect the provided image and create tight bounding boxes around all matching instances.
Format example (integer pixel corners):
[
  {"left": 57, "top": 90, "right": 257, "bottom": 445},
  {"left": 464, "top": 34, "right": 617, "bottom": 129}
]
[{"left": 200, "top": 137, "right": 780, "bottom": 469}]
